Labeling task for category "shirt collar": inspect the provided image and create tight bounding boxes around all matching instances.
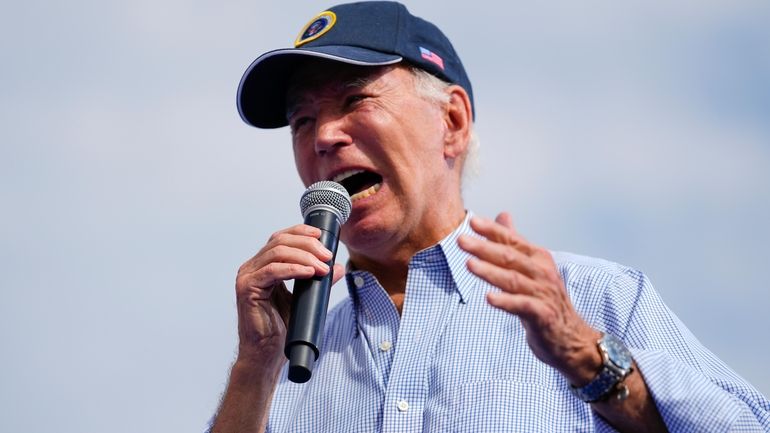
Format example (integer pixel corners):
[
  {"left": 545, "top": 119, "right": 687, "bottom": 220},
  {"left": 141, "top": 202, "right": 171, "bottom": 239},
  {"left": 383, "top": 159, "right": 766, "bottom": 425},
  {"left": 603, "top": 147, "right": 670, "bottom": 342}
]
[
  {"left": 345, "top": 210, "right": 479, "bottom": 306},
  {"left": 437, "top": 210, "right": 478, "bottom": 303}
]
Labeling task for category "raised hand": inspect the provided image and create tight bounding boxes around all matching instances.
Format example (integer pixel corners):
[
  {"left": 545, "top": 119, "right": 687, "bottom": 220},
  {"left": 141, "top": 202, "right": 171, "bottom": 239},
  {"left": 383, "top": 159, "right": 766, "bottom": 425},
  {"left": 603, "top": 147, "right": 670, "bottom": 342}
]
[{"left": 457, "top": 212, "right": 601, "bottom": 384}]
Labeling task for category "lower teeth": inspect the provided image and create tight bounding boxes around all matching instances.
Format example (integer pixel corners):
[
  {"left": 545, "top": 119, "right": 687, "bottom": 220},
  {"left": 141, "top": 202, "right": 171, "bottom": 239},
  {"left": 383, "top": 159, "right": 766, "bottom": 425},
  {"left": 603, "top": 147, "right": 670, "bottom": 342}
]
[{"left": 351, "top": 183, "right": 381, "bottom": 201}]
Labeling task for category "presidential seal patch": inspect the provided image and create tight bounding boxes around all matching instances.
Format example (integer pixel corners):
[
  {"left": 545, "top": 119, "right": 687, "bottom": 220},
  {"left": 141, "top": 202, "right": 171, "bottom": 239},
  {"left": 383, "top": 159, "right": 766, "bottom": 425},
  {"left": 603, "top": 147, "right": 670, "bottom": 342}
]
[{"left": 294, "top": 11, "right": 337, "bottom": 47}]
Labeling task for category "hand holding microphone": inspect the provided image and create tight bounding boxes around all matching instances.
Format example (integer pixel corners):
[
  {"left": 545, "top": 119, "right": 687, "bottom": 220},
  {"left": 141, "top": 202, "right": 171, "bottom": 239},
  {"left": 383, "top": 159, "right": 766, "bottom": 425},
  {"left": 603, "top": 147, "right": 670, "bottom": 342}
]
[
  {"left": 285, "top": 181, "right": 352, "bottom": 383},
  {"left": 232, "top": 181, "right": 350, "bottom": 383}
]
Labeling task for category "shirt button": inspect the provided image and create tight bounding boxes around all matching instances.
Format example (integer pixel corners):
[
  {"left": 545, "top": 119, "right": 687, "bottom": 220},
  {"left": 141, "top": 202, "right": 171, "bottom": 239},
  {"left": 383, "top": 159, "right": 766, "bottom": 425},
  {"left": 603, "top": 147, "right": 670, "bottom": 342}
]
[
  {"left": 396, "top": 400, "right": 409, "bottom": 412},
  {"left": 353, "top": 276, "right": 365, "bottom": 288},
  {"left": 378, "top": 340, "right": 392, "bottom": 352}
]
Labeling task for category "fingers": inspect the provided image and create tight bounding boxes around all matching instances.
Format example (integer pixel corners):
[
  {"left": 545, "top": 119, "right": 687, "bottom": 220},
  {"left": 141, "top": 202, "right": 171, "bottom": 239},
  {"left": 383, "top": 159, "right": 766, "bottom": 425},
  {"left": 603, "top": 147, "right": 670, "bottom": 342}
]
[
  {"left": 252, "top": 247, "right": 328, "bottom": 288},
  {"left": 495, "top": 211, "right": 514, "bottom": 229},
  {"left": 468, "top": 215, "right": 535, "bottom": 256},
  {"left": 234, "top": 223, "right": 347, "bottom": 364},
  {"left": 458, "top": 212, "right": 565, "bottom": 313},
  {"left": 486, "top": 290, "right": 543, "bottom": 321},
  {"left": 238, "top": 224, "right": 336, "bottom": 294},
  {"left": 249, "top": 243, "right": 346, "bottom": 333},
  {"left": 332, "top": 263, "right": 346, "bottom": 286},
  {"left": 459, "top": 234, "right": 542, "bottom": 281},
  {"left": 263, "top": 224, "right": 334, "bottom": 264},
  {"left": 466, "top": 256, "right": 538, "bottom": 297},
  {"left": 461, "top": 213, "right": 602, "bottom": 378}
]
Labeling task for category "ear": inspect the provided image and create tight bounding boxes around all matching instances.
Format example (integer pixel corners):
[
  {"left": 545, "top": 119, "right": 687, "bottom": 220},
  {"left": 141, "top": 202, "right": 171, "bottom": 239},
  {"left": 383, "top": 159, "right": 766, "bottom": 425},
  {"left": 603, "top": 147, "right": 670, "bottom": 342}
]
[{"left": 442, "top": 85, "right": 473, "bottom": 161}]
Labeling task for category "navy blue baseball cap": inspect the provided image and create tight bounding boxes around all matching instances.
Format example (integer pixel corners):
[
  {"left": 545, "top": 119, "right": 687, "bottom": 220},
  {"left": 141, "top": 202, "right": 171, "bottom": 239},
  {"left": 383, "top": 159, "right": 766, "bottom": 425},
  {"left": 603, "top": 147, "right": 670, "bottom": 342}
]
[{"left": 237, "top": 1, "right": 474, "bottom": 129}]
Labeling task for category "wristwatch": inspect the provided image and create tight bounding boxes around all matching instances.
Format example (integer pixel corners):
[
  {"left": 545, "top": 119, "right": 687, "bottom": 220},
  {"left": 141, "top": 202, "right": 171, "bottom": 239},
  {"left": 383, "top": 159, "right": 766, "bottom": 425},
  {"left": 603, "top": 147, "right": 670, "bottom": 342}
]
[{"left": 570, "top": 333, "right": 634, "bottom": 403}]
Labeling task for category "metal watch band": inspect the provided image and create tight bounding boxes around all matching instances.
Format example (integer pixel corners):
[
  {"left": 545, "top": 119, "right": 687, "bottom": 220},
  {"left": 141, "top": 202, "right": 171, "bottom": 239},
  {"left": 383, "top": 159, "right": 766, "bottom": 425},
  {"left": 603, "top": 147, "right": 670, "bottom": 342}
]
[{"left": 570, "top": 333, "right": 633, "bottom": 403}]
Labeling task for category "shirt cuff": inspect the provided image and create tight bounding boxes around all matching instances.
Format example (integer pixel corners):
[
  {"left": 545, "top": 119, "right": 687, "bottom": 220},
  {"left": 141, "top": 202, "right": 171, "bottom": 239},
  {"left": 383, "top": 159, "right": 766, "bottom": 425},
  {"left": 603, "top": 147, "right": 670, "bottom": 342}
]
[{"left": 632, "top": 348, "right": 749, "bottom": 433}]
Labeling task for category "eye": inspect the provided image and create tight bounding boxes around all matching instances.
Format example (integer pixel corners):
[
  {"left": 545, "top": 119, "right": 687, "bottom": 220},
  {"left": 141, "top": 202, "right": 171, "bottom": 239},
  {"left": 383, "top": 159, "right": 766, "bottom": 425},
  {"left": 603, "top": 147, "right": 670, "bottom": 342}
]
[
  {"left": 345, "top": 93, "right": 369, "bottom": 107},
  {"left": 290, "top": 116, "right": 314, "bottom": 133}
]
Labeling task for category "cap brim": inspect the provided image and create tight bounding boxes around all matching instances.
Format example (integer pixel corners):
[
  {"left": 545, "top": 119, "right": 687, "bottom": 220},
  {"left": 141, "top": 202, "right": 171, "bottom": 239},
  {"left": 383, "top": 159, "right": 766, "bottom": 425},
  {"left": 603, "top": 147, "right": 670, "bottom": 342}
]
[{"left": 237, "top": 46, "right": 403, "bottom": 129}]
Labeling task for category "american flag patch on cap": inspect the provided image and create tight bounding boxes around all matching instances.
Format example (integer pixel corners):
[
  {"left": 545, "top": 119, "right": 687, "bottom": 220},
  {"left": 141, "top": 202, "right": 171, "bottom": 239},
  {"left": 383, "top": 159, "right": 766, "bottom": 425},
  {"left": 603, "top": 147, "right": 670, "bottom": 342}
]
[{"left": 419, "top": 46, "right": 445, "bottom": 70}]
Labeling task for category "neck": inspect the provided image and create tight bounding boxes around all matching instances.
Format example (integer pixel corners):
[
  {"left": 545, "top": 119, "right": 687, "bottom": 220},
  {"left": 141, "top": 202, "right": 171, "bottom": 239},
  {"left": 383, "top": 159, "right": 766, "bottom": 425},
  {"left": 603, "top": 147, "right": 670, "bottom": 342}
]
[{"left": 347, "top": 206, "right": 466, "bottom": 314}]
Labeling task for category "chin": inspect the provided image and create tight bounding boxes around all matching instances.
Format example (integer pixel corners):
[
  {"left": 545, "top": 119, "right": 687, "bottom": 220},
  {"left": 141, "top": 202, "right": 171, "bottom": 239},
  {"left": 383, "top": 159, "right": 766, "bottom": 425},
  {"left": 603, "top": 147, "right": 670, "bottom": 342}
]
[{"left": 340, "top": 213, "right": 397, "bottom": 254}]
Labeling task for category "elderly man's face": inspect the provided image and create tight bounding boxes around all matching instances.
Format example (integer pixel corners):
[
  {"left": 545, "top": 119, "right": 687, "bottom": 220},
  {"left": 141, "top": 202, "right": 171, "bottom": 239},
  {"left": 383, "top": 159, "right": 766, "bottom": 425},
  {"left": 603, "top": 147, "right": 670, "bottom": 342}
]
[{"left": 287, "top": 62, "right": 459, "bottom": 256}]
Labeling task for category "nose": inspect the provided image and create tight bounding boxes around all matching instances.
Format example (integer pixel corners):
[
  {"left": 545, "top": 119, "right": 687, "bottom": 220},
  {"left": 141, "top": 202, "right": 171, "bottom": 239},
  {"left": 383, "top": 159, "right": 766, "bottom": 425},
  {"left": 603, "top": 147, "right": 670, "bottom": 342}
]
[{"left": 314, "top": 112, "right": 352, "bottom": 156}]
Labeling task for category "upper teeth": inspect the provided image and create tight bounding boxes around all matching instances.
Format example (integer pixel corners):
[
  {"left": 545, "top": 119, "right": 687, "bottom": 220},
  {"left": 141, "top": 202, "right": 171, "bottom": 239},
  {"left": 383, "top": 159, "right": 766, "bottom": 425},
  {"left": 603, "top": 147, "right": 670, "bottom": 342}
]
[{"left": 332, "top": 169, "right": 365, "bottom": 183}]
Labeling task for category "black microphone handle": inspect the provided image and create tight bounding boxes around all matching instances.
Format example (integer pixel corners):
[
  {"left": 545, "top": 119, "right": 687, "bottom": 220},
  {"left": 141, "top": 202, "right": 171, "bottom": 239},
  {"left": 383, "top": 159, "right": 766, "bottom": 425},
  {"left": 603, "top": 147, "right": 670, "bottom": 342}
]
[{"left": 284, "top": 210, "right": 342, "bottom": 383}]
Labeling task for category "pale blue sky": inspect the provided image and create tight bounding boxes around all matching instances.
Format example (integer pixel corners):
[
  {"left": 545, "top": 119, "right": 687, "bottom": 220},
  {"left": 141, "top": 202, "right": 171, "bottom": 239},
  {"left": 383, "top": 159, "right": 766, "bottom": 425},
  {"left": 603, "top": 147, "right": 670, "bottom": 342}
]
[{"left": 1, "top": 1, "right": 768, "bottom": 432}]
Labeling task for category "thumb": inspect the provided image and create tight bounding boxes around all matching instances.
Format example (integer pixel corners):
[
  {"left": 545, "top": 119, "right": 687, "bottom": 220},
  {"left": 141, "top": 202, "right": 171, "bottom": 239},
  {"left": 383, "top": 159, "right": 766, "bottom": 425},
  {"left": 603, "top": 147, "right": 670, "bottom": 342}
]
[
  {"left": 331, "top": 263, "right": 346, "bottom": 285},
  {"left": 495, "top": 211, "right": 515, "bottom": 230}
]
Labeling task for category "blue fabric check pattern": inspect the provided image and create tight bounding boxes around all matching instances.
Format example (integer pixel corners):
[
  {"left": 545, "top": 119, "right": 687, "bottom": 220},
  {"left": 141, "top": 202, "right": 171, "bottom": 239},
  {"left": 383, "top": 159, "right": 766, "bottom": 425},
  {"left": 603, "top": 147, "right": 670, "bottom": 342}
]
[{"left": 221, "top": 213, "right": 770, "bottom": 432}]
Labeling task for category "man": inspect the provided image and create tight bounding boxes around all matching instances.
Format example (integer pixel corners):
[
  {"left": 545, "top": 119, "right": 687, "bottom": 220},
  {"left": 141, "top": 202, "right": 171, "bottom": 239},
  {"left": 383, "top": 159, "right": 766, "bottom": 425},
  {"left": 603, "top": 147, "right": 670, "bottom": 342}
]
[{"left": 211, "top": 2, "right": 770, "bottom": 432}]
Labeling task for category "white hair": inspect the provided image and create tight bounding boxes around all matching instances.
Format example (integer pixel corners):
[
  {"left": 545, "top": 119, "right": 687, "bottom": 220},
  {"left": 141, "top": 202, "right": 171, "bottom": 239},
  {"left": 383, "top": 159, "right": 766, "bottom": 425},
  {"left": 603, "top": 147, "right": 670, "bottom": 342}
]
[{"left": 408, "top": 66, "right": 480, "bottom": 182}]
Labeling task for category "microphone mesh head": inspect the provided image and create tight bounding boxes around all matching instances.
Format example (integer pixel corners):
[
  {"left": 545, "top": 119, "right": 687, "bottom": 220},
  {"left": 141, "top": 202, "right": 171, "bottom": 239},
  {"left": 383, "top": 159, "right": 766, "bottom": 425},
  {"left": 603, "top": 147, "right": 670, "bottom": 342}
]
[{"left": 300, "top": 181, "right": 352, "bottom": 224}]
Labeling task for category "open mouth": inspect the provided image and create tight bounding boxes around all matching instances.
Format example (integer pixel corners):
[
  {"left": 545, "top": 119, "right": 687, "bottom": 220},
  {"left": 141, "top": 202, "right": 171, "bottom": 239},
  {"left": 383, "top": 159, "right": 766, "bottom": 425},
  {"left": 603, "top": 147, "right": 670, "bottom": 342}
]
[{"left": 331, "top": 169, "right": 383, "bottom": 201}]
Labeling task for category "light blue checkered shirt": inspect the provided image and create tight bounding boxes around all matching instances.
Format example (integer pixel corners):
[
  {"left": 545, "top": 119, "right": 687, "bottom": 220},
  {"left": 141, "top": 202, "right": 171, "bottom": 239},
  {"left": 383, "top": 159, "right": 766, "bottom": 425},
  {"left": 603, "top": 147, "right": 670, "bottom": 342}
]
[{"left": 222, "top": 213, "right": 770, "bottom": 432}]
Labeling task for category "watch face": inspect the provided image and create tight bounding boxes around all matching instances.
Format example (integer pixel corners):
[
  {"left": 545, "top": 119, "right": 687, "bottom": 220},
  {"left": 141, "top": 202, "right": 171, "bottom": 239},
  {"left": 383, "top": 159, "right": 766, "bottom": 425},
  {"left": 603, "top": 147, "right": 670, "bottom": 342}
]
[{"left": 604, "top": 335, "right": 633, "bottom": 370}]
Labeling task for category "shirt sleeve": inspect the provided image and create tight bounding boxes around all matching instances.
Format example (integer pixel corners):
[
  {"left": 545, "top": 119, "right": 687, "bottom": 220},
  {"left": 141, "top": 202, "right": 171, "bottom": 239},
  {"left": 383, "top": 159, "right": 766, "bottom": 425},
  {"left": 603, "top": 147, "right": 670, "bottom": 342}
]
[{"left": 600, "top": 267, "right": 770, "bottom": 432}]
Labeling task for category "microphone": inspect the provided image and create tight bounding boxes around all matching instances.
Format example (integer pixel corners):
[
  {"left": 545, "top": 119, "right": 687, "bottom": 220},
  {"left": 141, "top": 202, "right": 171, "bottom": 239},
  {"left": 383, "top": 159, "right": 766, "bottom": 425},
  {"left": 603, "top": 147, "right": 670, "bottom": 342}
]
[{"left": 285, "top": 181, "right": 352, "bottom": 383}]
